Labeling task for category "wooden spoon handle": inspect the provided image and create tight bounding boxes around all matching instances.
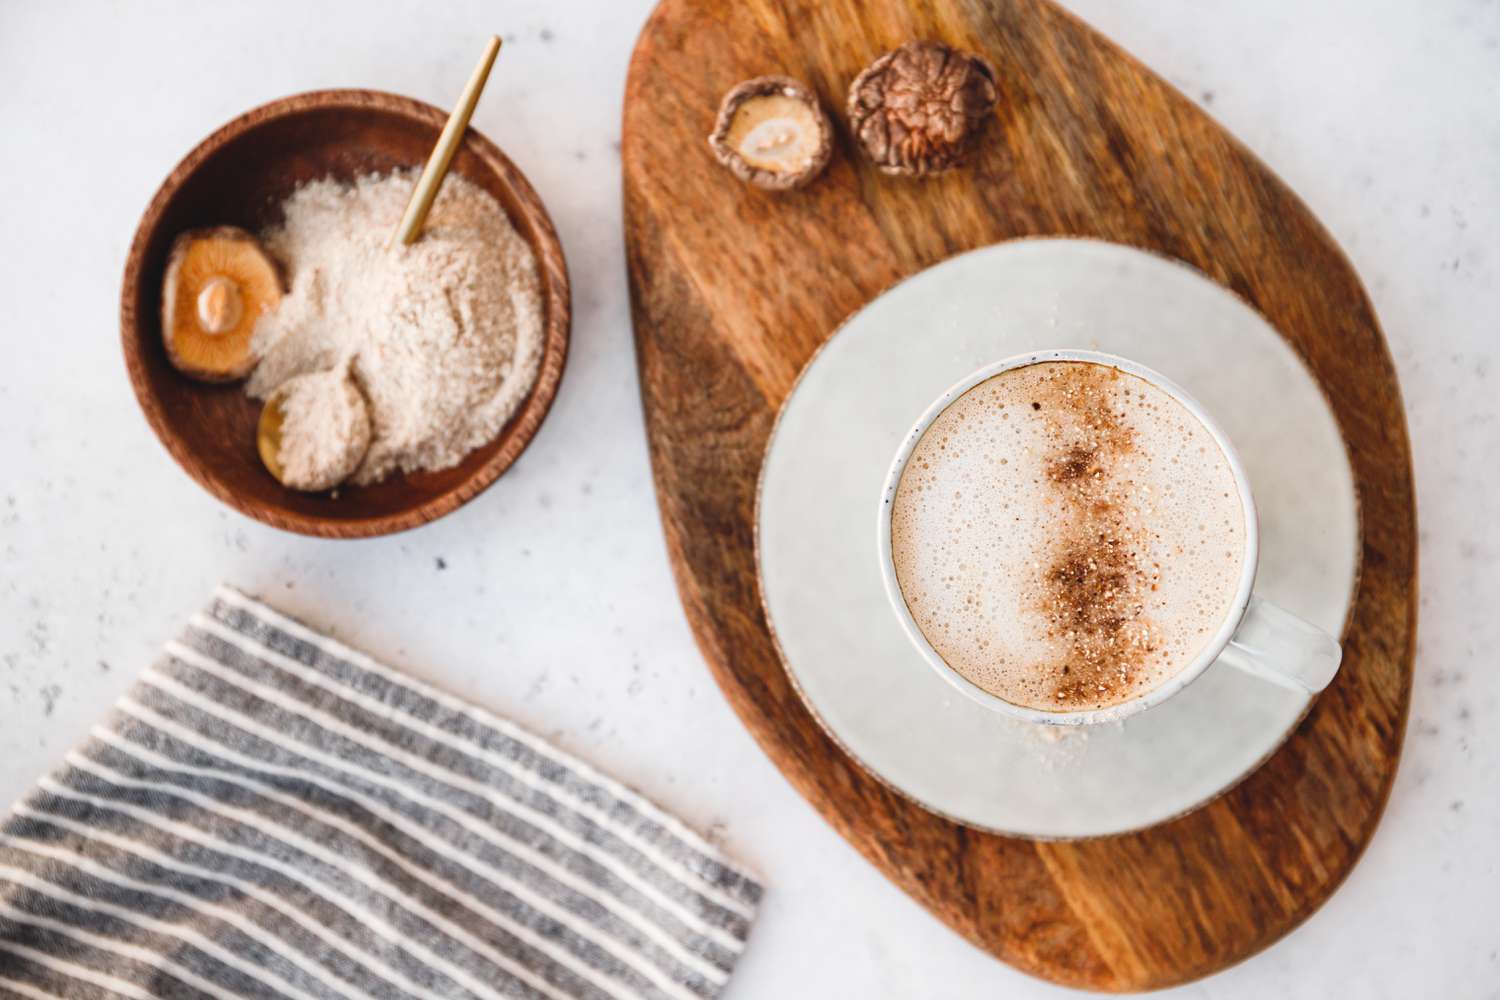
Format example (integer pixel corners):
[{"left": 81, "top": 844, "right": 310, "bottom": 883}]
[{"left": 390, "top": 35, "right": 502, "bottom": 247}]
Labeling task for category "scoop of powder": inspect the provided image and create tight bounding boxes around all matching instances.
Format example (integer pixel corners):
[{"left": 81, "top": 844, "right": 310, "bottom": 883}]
[
  {"left": 274, "top": 367, "right": 371, "bottom": 491},
  {"left": 247, "top": 169, "right": 543, "bottom": 485}
]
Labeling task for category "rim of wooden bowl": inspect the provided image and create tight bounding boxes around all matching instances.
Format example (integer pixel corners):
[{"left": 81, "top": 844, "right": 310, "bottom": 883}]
[{"left": 120, "top": 88, "right": 571, "bottom": 538}]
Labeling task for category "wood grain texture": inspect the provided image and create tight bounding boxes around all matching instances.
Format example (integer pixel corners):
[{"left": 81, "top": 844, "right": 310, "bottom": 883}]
[
  {"left": 623, "top": 0, "right": 1415, "bottom": 990},
  {"left": 122, "top": 90, "right": 570, "bottom": 538}
]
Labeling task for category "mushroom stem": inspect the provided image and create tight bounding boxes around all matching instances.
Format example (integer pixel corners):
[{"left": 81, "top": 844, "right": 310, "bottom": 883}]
[{"left": 196, "top": 276, "right": 244, "bottom": 334}]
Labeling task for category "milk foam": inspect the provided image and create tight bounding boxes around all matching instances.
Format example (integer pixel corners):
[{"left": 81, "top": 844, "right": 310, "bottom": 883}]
[{"left": 889, "top": 361, "right": 1246, "bottom": 712}]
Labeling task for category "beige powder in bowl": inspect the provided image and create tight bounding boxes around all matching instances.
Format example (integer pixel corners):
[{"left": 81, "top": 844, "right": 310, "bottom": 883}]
[
  {"left": 271, "top": 365, "right": 371, "bottom": 492},
  {"left": 248, "top": 168, "right": 543, "bottom": 486}
]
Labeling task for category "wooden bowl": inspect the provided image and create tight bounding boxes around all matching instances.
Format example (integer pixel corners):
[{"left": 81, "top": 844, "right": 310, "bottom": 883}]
[{"left": 121, "top": 90, "right": 570, "bottom": 538}]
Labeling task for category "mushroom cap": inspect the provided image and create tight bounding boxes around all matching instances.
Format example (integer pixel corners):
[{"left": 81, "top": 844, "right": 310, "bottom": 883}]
[
  {"left": 708, "top": 76, "right": 834, "bottom": 191},
  {"left": 161, "top": 226, "right": 284, "bottom": 381},
  {"left": 847, "top": 41, "right": 998, "bottom": 177}
]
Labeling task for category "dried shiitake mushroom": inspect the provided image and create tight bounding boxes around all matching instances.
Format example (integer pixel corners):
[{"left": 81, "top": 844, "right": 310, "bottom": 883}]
[
  {"left": 847, "top": 41, "right": 998, "bottom": 177},
  {"left": 161, "top": 226, "right": 283, "bottom": 381},
  {"left": 709, "top": 76, "right": 832, "bottom": 191}
]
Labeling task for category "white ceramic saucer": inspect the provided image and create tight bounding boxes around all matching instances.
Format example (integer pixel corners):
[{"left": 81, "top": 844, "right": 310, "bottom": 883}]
[{"left": 756, "top": 239, "right": 1359, "bottom": 839}]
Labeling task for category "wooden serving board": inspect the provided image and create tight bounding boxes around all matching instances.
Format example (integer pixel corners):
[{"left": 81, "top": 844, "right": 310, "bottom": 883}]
[{"left": 623, "top": 0, "right": 1415, "bottom": 990}]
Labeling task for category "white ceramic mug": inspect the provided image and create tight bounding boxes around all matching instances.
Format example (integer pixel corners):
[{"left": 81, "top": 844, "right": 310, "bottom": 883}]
[{"left": 877, "top": 349, "right": 1342, "bottom": 726}]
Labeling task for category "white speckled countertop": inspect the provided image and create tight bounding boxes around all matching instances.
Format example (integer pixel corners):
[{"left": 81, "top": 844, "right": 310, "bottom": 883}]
[{"left": 1, "top": 2, "right": 1495, "bottom": 996}]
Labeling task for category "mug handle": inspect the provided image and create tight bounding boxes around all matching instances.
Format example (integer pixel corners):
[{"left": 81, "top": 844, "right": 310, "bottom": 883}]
[{"left": 1216, "top": 595, "right": 1342, "bottom": 693}]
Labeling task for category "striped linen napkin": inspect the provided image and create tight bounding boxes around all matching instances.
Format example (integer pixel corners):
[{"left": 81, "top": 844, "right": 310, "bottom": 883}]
[{"left": 0, "top": 586, "right": 761, "bottom": 1000}]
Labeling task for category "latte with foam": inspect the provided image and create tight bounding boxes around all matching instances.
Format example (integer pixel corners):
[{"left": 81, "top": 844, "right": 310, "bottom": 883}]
[{"left": 889, "top": 361, "right": 1247, "bottom": 712}]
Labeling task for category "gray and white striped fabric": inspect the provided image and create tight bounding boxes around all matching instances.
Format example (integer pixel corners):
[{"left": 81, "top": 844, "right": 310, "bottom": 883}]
[{"left": 0, "top": 586, "right": 761, "bottom": 1000}]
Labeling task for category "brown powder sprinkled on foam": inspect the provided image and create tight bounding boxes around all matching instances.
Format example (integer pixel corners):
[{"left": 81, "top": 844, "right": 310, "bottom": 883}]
[{"left": 1028, "top": 364, "right": 1157, "bottom": 707}]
